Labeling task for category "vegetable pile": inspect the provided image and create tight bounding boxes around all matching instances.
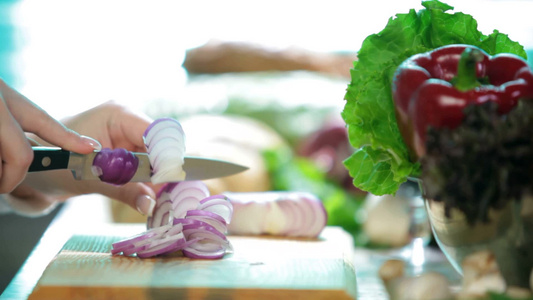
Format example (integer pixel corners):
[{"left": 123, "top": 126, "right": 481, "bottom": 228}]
[
  {"left": 341, "top": 0, "right": 527, "bottom": 196},
  {"left": 393, "top": 43, "right": 533, "bottom": 224}
]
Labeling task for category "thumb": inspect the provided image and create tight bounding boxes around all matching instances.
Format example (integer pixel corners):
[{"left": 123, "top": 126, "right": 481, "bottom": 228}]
[{"left": 98, "top": 183, "right": 157, "bottom": 216}]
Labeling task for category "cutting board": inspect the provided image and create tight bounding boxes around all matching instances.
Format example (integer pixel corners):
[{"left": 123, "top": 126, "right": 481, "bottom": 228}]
[{"left": 29, "top": 224, "right": 357, "bottom": 300}]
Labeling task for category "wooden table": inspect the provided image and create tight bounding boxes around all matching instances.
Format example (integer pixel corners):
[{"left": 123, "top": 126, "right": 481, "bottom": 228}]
[{"left": 0, "top": 196, "right": 461, "bottom": 300}]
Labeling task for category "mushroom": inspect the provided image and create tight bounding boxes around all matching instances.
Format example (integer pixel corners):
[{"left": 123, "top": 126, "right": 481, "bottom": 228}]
[
  {"left": 505, "top": 286, "right": 532, "bottom": 299},
  {"left": 363, "top": 194, "right": 412, "bottom": 247},
  {"left": 379, "top": 259, "right": 453, "bottom": 300},
  {"left": 457, "top": 250, "right": 506, "bottom": 299}
]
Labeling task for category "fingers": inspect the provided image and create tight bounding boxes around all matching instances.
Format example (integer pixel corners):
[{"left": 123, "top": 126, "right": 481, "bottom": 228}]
[
  {"left": 0, "top": 79, "right": 101, "bottom": 154},
  {"left": 107, "top": 101, "right": 152, "bottom": 151},
  {"left": 94, "top": 182, "right": 157, "bottom": 216},
  {"left": 0, "top": 96, "right": 34, "bottom": 193}
]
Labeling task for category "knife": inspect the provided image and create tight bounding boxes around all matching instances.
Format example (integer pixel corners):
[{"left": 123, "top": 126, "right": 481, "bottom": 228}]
[{"left": 28, "top": 147, "right": 248, "bottom": 182}]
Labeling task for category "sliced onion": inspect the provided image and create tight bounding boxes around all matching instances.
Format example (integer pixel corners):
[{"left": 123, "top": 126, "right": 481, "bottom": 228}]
[
  {"left": 198, "top": 195, "right": 233, "bottom": 224},
  {"left": 303, "top": 193, "right": 328, "bottom": 237},
  {"left": 149, "top": 200, "right": 173, "bottom": 228},
  {"left": 114, "top": 189, "right": 233, "bottom": 259},
  {"left": 182, "top": 220, "right": 229, "bottom": 244},
  {"left": 145, "top": 127, "right": 185, "bottom": 151},
  {"left": 261, "top": 201, "right": 288, "bottom": 235},
  {"left": 136, "top": 233, "right": 187, "bottom": 258},
  {"left": 170, "top": 186, "right": 210, "bottom": 205},
  {"left": 111, "top": 224, "right": 172, "bottom": 255},
  {"left": 168, "top": 182, "right": 210, "bottom": 218},
  {"left": 181, "top": 220, "right": 232, "bottom": 259},
  {"left": 119, "top": 228, "right": 178, "bottom": 255},
  {"left": 182, "top": 247, "right": 227, "bottom": 259},
  {"left": 280, "top": 197, "right": 305, "bottom": 236},
  {"left": 143, "top": 118, "right": 184, "bottom": 147},
  {"left": 149, "top": 141, "right": 184, "bottom": 168},
  {"left": 168, "top": 181, "right": 210, "bottom": 198},
  {"left": 172, "top": 197, "right": 201, "bottom": 220},
  {"left": 148, "top": 181, "right": 212, "bottom": 229},
  {"left": 185, "top": 210, "right": 227, "bottom": 234},
  {"left": 225, "top": 191, "right": 327, "bottom": 237},
  {"left": 224, "top": 200, "right": 267, "bottom": 235},
  {"left": 144, "top": 118, "right": 186, "bottom": 184}
]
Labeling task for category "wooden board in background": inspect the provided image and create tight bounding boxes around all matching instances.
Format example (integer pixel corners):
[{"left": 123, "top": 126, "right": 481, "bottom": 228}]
[{"left": 29, "top": 225, "right": 357, "bottom": 300}]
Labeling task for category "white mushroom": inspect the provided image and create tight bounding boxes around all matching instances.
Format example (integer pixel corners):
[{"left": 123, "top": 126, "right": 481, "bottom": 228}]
[
  {"left": 457, "top": 250, "right": 506, "bottom": 299},
  {"left": 363, "top": 194, "right": 412, "bottom": 247},
  {"left": 505, "top": 286, "right": 532, "bottom": 299},
  {"left": 379, "top": 259, "right": 453, "bottom": 300}
]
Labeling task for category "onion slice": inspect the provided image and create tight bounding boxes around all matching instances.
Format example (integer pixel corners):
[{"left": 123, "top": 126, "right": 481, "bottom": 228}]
[
  {"left": 198, "top": 195, "right": 233, "bottom": 224},
  {"left": 114, "top": 181, "right": 233, "bottom": 259},
  {"left": 225, "top": 191, "right": 328, "bottom": 238},
  {"left": 143, "top": 118, "right": 187, "bottom": 184}
]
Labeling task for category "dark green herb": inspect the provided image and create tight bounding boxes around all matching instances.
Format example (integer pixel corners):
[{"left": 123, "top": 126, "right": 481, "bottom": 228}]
[{"left": 421, "top": 100, "right": 533, "bottom": 224}]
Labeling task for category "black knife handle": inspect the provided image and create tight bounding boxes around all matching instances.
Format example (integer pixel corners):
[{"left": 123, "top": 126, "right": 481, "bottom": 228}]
[{"left": 29, "top": 147, "right": 71, "bottom": 172}]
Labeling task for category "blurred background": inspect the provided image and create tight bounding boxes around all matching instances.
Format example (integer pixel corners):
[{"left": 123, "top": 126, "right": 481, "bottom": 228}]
[{"left": 1, "top": 0, "right": 533, "bottom": 294}]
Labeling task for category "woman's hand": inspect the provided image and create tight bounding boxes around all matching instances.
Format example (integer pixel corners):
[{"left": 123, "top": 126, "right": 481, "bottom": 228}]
[
  {"left": 0, "top": 79, "right": 100, "bottom": 194},
  {"left": 10, "top": 100, "right": 158, "bottom": 216}
]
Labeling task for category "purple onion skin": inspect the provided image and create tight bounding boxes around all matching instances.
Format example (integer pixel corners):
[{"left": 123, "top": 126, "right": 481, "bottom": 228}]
[{"left": 93, "top": 148, "right": 139, "bottom": 185}]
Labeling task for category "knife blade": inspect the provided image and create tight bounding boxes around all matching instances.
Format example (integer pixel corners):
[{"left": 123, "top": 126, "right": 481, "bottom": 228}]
[{"left": 29, "top": 147, "right": 248, "bottom": 182}]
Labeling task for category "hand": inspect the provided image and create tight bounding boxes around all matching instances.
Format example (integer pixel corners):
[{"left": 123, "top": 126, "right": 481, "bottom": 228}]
[
  {"left": 0, "top": 79, "right": 101, "bottom": 194},
  {"left": 10, "top": 100, "right": 158, "bottom": 216}
]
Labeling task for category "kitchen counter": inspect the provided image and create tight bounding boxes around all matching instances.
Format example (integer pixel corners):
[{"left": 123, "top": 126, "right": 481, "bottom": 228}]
[{"left": 0, "top": 195, "right": 461, "bottom": 300}]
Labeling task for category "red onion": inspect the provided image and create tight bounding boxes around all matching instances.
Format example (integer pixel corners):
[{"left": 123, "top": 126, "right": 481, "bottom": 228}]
[
  {"left": 182, "top": 247, "right": 227, "bottom": 259},
  {"left": 182, "top": 219, "right": 229, "bottom": 244},
  {"left": 136, "top": 234, "right": 188, "bottom": 258},
  {"left": 147, "top": 181, "right": 211, "bottom": 229},
  {"left": 111, "top": 224, "right": 171, "bottom": 255},
  {"left": 92, "top": 148, "right": 139, "bottom": 185},
  {"left": 147, "top": 200, "right": 172, "bottom": 228},
  {"left": 111, "top": 118, "right": 235, "bottom": 259},
  {"left": 143, "top": 118, "right": 186, "bottom": 184},
  {"left": 225, "top": 191, "right": 327, "bottom": 237},
  {"left": 198, "top": 195, "right": 233, "bottom": 224},
  {"left": 185, "top": 210, "right": 227, "bottom": 234},
  {"left": 113, "top": 180, "right": 233, "bottom": 259},
  {"left": 181, "top": 219, "right": 232, "bottom": 259},
  {"left": 143, "top": 118, "right": 185, "bottom": 146}
]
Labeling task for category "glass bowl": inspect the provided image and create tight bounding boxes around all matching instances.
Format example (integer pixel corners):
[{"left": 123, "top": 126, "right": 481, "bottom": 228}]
[{"left": 424, "top": 194, "right": 533, "bottom": 288}]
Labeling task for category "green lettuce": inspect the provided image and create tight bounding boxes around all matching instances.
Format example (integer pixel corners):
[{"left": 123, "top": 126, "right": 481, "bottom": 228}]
[{"left": 341, "top": 0, "right": 526, "bottom": 195}]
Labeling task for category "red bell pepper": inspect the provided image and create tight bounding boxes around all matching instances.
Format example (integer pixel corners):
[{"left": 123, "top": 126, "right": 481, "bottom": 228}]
[{"left": 392, "top": 44, "right": 533, "bottom": 159}]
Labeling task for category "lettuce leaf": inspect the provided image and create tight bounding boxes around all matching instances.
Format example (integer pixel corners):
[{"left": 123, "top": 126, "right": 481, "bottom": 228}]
[{"left": 341, "top": 0, "right": 526, "bottom": 195}]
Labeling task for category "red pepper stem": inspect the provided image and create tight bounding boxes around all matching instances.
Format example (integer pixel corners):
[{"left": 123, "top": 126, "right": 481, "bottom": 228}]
[{"left": 452, "top": 48, "right": 484, "bottom": 92}]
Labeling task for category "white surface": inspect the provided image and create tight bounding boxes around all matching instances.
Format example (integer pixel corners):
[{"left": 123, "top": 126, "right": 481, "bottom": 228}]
[{"left": 5, "top": 0, "right": 533, "bottom": 119}]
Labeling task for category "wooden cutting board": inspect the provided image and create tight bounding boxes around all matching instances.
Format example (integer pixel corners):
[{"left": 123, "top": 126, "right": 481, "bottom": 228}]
[{"left": 29, "top": 224, "right": 357, "bottom": 300}]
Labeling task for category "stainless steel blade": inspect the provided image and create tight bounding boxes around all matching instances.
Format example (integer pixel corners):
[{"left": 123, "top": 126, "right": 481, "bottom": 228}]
[{"left": 68, "top": 152, "right": 248, "bottom": 182}]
